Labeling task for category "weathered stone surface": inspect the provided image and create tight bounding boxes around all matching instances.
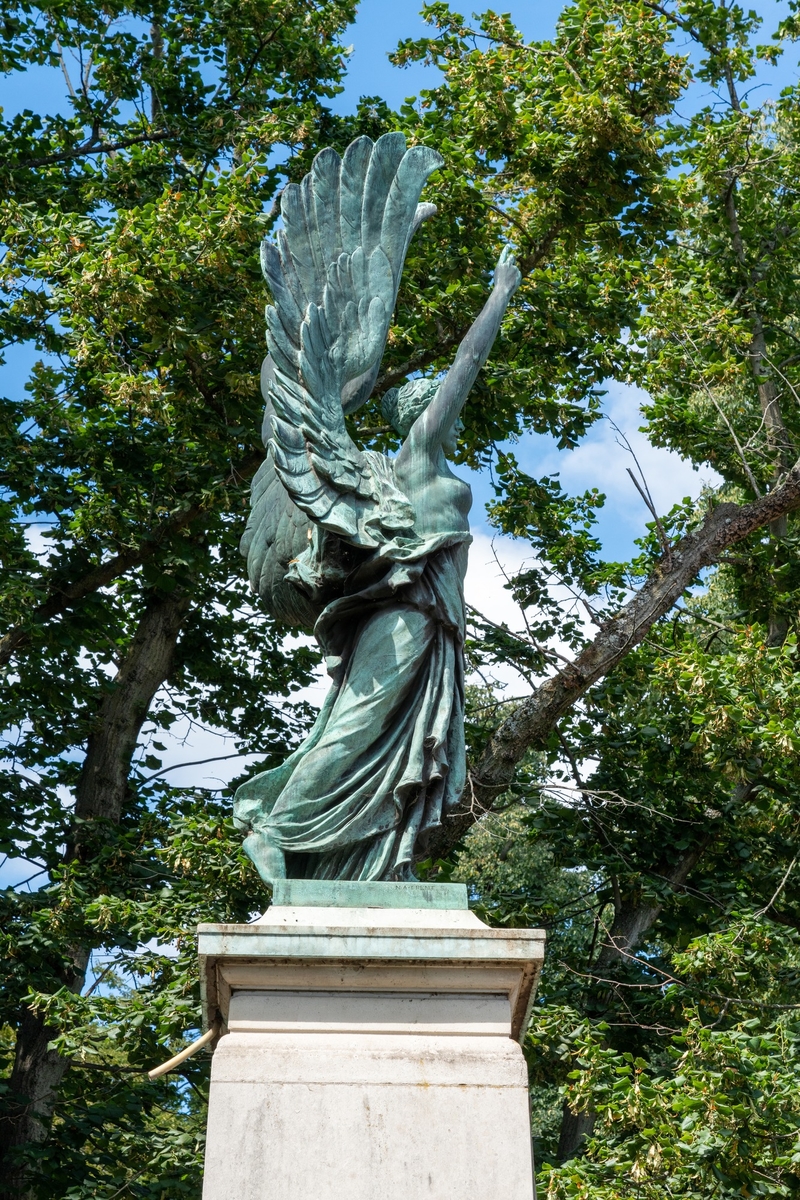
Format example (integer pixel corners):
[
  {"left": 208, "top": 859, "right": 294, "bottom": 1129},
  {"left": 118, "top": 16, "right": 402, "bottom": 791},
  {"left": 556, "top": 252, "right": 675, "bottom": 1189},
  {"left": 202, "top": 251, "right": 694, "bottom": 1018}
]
[{"left": 201, "top": 901, "right": 542, "bottom": 1199}]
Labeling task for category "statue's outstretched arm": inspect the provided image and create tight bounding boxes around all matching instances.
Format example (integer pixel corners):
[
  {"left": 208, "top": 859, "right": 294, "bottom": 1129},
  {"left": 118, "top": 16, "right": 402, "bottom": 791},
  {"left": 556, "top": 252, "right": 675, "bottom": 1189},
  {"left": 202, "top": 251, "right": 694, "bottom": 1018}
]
[{"left": 415, "top": 247, "right": 521, "bottom": 448}]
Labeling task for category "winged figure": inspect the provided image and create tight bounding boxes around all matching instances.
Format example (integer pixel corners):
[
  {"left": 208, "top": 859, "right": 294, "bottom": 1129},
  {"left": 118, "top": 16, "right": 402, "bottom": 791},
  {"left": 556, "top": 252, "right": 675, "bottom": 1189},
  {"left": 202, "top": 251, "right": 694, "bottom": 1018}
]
[{"left": 234, "top": 132, "right": 521, "bottom": 884}]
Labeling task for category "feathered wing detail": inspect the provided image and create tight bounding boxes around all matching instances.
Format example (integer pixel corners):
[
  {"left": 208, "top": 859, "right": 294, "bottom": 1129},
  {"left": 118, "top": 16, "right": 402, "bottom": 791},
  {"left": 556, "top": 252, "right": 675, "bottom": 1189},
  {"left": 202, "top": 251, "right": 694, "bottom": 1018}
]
[
  {"left": 239, "top": 360, "right": 320, "bottom": 628},
  {"left": 269, "top": 240, "right": 417, "bottom": 546},
  {"left": 260, "top": 133, "right": 443, "bottom": 414},
  {"left": 242, "top": 134, "right": 443, "bottom": 620}
]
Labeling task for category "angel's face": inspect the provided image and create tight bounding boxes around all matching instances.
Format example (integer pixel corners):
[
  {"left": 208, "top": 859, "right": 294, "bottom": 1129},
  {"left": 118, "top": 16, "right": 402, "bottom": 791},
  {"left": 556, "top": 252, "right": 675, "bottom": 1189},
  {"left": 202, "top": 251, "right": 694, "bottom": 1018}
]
[{"left": 443, "top": 417, "right": 464, "bottom": 455}]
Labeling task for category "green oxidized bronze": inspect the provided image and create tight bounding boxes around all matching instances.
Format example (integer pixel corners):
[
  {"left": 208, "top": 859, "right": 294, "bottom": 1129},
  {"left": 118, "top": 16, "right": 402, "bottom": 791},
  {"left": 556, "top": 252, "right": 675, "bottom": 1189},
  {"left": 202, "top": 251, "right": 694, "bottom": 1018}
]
[{"left": 234, "top": 133, "right": 520, "bottom": 885}]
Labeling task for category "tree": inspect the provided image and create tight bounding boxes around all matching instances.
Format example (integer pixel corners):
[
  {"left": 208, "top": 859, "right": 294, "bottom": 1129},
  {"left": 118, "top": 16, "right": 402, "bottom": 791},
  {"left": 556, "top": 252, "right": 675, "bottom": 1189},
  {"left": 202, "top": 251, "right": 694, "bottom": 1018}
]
[
  {"left": 395, "top": 2, "right": 800, "bottom": 1192},
  {"left": 0, "top": 0, "right": 360, "bottom": 1192},
  {"left": 5, "top": 0, "right": 800, "bottom": 1196}
]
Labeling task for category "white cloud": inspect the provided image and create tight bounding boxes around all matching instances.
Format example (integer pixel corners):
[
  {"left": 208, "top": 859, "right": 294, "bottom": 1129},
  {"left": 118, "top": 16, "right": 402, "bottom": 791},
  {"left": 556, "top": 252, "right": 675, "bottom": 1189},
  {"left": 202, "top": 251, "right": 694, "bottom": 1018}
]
[
  {"left": 464, "top": 529, "right": 560, "bottom": 694},
  {"left": 135, "top": 714, "right": 261, "bottom": 791},
  {"left": 465, "top": 530, "right": 534, "bottom": 632},
  {"left": 513, "top": 381, "right": 722, "bottom": 558}
]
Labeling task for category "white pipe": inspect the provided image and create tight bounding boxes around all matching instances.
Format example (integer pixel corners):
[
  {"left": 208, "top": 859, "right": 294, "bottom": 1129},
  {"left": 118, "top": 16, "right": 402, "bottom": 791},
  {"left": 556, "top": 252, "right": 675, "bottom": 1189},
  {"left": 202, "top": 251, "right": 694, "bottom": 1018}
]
[{"left": 148, "top": 1022, "right": 219, "bottom": 1080}]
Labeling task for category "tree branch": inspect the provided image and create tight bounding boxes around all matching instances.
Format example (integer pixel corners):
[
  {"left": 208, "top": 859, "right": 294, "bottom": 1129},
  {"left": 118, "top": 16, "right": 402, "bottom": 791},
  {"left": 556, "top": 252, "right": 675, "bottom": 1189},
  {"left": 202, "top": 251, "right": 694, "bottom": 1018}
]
[
  {"left": 374, "top": 335, "right": 462, "bottom": 394},
  {"left": 424, "top": 460, "right": 800, "bottom": 860},
  {"left": 16, "top": 130, "right": 174, "bottom": 170}
]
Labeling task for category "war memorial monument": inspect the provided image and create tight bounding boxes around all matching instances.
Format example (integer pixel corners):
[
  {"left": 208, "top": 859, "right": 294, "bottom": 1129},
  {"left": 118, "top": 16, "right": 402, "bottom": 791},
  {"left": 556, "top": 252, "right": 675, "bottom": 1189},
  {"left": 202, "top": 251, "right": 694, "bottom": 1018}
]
[{"left": 197, "top": 133, "right": 545, "bottom": 1198}]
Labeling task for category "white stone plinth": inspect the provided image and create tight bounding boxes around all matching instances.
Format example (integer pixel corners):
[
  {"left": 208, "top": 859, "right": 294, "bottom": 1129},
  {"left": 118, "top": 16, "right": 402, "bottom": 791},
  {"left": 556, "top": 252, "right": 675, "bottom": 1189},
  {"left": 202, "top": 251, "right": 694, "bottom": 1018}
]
[{"left": 198, "top": 885, "right": 544, "bottom": 1199}]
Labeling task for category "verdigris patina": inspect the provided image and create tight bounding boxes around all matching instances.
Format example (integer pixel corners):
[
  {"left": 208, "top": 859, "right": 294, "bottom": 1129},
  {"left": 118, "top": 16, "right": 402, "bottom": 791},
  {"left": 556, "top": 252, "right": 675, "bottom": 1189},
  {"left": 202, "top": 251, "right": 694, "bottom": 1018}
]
[{"left": 234, "top": 132, "right": 520, "bottom": 885}]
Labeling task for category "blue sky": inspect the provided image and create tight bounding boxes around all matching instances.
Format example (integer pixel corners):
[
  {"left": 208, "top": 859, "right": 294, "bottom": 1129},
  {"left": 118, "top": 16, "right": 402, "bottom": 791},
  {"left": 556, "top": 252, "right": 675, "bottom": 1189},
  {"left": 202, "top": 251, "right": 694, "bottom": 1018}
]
[{"left": 330, "top": 0, "right": 559, "bottom": 110}]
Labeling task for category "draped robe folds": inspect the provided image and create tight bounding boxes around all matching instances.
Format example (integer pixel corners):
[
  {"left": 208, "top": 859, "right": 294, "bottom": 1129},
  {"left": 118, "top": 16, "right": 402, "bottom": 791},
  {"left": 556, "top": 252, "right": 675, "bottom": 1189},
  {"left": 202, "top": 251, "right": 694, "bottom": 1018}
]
[{"left": 233, "top": 537, "right": 470, "bottom": 881}]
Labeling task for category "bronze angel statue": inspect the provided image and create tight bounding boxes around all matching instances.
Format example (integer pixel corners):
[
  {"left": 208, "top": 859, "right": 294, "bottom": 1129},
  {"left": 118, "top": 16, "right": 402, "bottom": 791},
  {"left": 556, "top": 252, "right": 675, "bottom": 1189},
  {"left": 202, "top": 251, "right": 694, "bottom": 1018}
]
[{"left": 234, "top": 132, "right": 521, "bottom": 885}]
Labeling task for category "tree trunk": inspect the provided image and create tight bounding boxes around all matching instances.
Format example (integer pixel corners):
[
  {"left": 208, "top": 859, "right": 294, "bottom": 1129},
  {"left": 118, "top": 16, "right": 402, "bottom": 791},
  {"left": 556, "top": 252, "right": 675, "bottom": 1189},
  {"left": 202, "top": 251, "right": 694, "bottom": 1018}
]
[
  {"left": 556, "top": 1104, "right": 596, "bottom": 1163},
  {"left": 0, "top": 949, "right": 89, "bottom": 1197},
  {"left": 595, "top": 841, "right": 710, "bottom": 971},
  {"left": 70, "top": 588, "right": 191, "bottom": 852},
  {"left": 0, "top": 589, "right": 190, "bottom": 1197}
]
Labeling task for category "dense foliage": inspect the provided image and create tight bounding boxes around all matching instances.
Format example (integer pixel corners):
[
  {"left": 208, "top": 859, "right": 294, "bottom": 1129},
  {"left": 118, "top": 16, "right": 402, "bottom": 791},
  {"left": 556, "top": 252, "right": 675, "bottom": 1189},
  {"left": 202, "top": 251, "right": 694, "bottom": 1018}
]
[{"left": 3, "top": 0, "right": 800, "bottom": 1196}]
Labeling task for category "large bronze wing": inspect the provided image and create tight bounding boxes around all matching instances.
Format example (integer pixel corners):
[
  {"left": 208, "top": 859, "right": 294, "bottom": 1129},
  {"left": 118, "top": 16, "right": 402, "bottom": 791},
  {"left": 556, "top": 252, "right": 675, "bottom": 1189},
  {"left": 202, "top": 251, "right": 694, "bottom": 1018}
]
[
  {"left": 239, "top": 359, "right": 320, "bottom": 629},
  {"left": 241, "top": 133, "right": 443, "bottom": 627}
]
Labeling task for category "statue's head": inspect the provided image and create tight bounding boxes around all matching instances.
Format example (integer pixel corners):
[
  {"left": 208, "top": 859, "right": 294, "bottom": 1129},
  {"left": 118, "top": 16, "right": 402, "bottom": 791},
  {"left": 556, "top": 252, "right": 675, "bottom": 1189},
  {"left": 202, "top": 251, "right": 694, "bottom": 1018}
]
[{"left": 381, "top": 377, "right": 439, "bottom": 437}]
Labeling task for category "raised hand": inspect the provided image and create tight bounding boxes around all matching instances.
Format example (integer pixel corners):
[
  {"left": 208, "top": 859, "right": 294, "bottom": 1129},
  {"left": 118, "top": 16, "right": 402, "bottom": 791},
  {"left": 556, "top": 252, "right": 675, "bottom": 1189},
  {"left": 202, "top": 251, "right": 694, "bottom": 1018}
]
[{"left": 493, "top": 244, "right": 522, "bottom": 296}]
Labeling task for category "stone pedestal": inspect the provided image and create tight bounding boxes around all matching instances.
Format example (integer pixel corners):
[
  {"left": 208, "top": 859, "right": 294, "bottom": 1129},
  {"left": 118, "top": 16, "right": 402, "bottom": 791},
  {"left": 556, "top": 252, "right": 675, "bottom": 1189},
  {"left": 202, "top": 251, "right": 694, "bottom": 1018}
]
[{"left": 198, "top": 880, "right": 545, "bottom": 1200}]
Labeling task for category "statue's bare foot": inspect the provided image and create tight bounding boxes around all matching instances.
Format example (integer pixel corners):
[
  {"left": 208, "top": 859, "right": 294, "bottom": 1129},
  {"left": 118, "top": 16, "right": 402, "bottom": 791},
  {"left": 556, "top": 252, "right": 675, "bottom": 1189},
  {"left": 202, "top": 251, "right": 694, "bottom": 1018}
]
[{"left": 242, "top": 831, "right": 286, "bottom": 886}]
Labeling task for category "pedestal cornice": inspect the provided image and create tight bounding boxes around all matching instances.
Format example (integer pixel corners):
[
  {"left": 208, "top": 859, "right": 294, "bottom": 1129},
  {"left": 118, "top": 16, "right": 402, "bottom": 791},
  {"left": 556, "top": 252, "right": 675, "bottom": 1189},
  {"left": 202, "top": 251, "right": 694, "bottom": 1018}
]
[{"left": 199, "top": 899, "right": 545, "bottom": 1043}]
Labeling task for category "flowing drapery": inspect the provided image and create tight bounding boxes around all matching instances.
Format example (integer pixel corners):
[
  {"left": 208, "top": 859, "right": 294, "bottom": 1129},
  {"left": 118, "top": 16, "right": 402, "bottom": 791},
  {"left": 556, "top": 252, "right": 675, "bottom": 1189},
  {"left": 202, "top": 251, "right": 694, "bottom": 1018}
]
[{"left": 233, "top": 538, "right": 469, "bottom": 880}]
